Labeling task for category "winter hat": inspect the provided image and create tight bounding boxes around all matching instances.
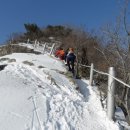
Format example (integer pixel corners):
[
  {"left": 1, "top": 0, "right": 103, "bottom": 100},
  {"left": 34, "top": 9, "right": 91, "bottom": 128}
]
[{"left": 69, "top": 48, "right": 74, "bottom": 52}]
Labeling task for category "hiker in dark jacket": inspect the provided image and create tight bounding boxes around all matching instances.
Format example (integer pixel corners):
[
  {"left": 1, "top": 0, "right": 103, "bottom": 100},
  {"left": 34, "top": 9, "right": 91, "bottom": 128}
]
[{"left": 66, "top": 48, "right": 76, "bottom": 74}]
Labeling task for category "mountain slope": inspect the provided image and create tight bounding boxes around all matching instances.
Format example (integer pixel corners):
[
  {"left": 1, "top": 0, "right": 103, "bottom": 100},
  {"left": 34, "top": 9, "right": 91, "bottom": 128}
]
[{"left": 0, "top": 51, "right": 120, "bottom": 130}]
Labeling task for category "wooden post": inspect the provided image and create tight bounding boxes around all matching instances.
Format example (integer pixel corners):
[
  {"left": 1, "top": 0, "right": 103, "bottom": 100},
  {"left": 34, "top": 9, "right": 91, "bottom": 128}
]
[
  {"left": 89, "top": 63, "right": 94, "bottom": 86},
  {"left": 27, "top": 39, "right": 30, "bottom": 44},
  {"left": 107, "top": 67, "right": 115, "bottom": 120},
  {"left": 50, "top": 43, "right": 55, "bottom": 55},
  {"left": 43, "top": 42, "right": 47, "bottom": 54},
  {"left": 34, "top": 39, "right": 37, "bottom": 48},
  {"left": 37, "top": 41, "right": 40, "bottom": 48}
]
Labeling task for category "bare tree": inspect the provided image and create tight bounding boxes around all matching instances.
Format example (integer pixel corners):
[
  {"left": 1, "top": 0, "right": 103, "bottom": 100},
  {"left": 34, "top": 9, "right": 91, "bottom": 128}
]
[{"left": 95, "top": 0, "right": 130, "bottom": 123}]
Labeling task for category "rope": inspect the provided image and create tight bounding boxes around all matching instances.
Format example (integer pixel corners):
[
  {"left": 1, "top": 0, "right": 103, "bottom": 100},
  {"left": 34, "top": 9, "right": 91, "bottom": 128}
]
[{"left": 79, "top": 63, "right": 130, "bottom": 89}]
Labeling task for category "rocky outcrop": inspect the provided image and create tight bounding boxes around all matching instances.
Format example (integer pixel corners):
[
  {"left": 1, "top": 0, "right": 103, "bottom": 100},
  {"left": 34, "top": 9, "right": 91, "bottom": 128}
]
[{"left": 0, "top": 44, "right": 41, "bottom": 56}]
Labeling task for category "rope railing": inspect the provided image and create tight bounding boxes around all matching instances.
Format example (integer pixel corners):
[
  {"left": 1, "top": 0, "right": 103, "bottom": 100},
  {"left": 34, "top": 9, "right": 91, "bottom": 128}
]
[
  {"left": 17, "top": 39, "right": 56, "bottom": 55},
  {"left": 79, "top": 63, "right": 130, "bottom": 89},
  {"left": 79, "top": 63, "right": 91, "bottom": 68},
  {"left": 79, "top": 63, "right": 130, "bottom": 121}
]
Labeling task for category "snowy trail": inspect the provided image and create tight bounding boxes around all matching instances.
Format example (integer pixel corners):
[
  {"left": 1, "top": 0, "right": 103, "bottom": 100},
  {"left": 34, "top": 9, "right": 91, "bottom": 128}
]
[{"left": 0, "top": 53, "right": 120, "bottom": 130}]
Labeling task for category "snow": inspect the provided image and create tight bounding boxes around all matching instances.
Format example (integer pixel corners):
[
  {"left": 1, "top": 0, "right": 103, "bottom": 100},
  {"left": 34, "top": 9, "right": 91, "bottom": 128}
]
[{"left": 0, "top": 44, "right": 121, "bottom": 130}]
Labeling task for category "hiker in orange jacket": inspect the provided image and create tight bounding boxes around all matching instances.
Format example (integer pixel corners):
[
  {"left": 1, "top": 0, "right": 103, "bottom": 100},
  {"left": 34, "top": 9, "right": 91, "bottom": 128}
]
[
  {"left": 59, "top": 49, "right": 65, "bottom": 60},
  {"left": 55, "top": 49, "right": 61, "bottom": 57},
  {"left": 55, "top": 48, "right": 65, "bottom": 60}
]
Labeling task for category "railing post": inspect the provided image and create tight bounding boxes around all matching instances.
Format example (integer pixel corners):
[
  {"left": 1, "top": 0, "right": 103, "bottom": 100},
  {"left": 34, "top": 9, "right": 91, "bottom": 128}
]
[
  {"left": 43, "top": 42, "right": 47, "bottom": 54},
  {"left": 34, "top": 39, "right": 37, "bottom": 48},
  {"left": 50, "top": 43, "right": 55, "bottom": 55},
  {"left": 107, "top": 67, "right": 115, "bottom": 120},
  {"left": 89, "top": 63, "right": 94, "bottom": 86},
  {"left": 27, "top": 39, "right": 30, "bottom": 44},
  {"left": 37, "top": 41, "right": 40, "bottom": 48}
]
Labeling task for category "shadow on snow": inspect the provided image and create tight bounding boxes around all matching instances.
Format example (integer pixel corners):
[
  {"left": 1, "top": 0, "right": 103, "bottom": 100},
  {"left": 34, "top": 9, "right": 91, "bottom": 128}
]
[{"left": 75, "top": 79, "right": 90, "bottom": 102}]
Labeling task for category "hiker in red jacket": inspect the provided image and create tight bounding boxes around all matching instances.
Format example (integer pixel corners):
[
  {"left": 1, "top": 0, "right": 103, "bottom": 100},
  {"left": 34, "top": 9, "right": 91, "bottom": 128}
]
[
  {"left": 55, "top": 48, "right": 65, "bottom": 60},
  {"left": 55, "top": 48, "right": 61, "bottom": 57}
]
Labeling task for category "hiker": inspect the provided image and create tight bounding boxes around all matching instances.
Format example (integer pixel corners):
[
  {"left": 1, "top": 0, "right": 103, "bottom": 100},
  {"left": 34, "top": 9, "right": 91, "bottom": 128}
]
[
  {"left": 59, "top": 49, "right": 65, "bottom": 60},
  {"left": 66, "top": 48, "right": 76, "bottom": 74},
  {"left": 55, "top": 48, "right": 65, "bottom": 60},
  {"left": 55, "top": 47, "right": 61, "bottom": 57}
]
